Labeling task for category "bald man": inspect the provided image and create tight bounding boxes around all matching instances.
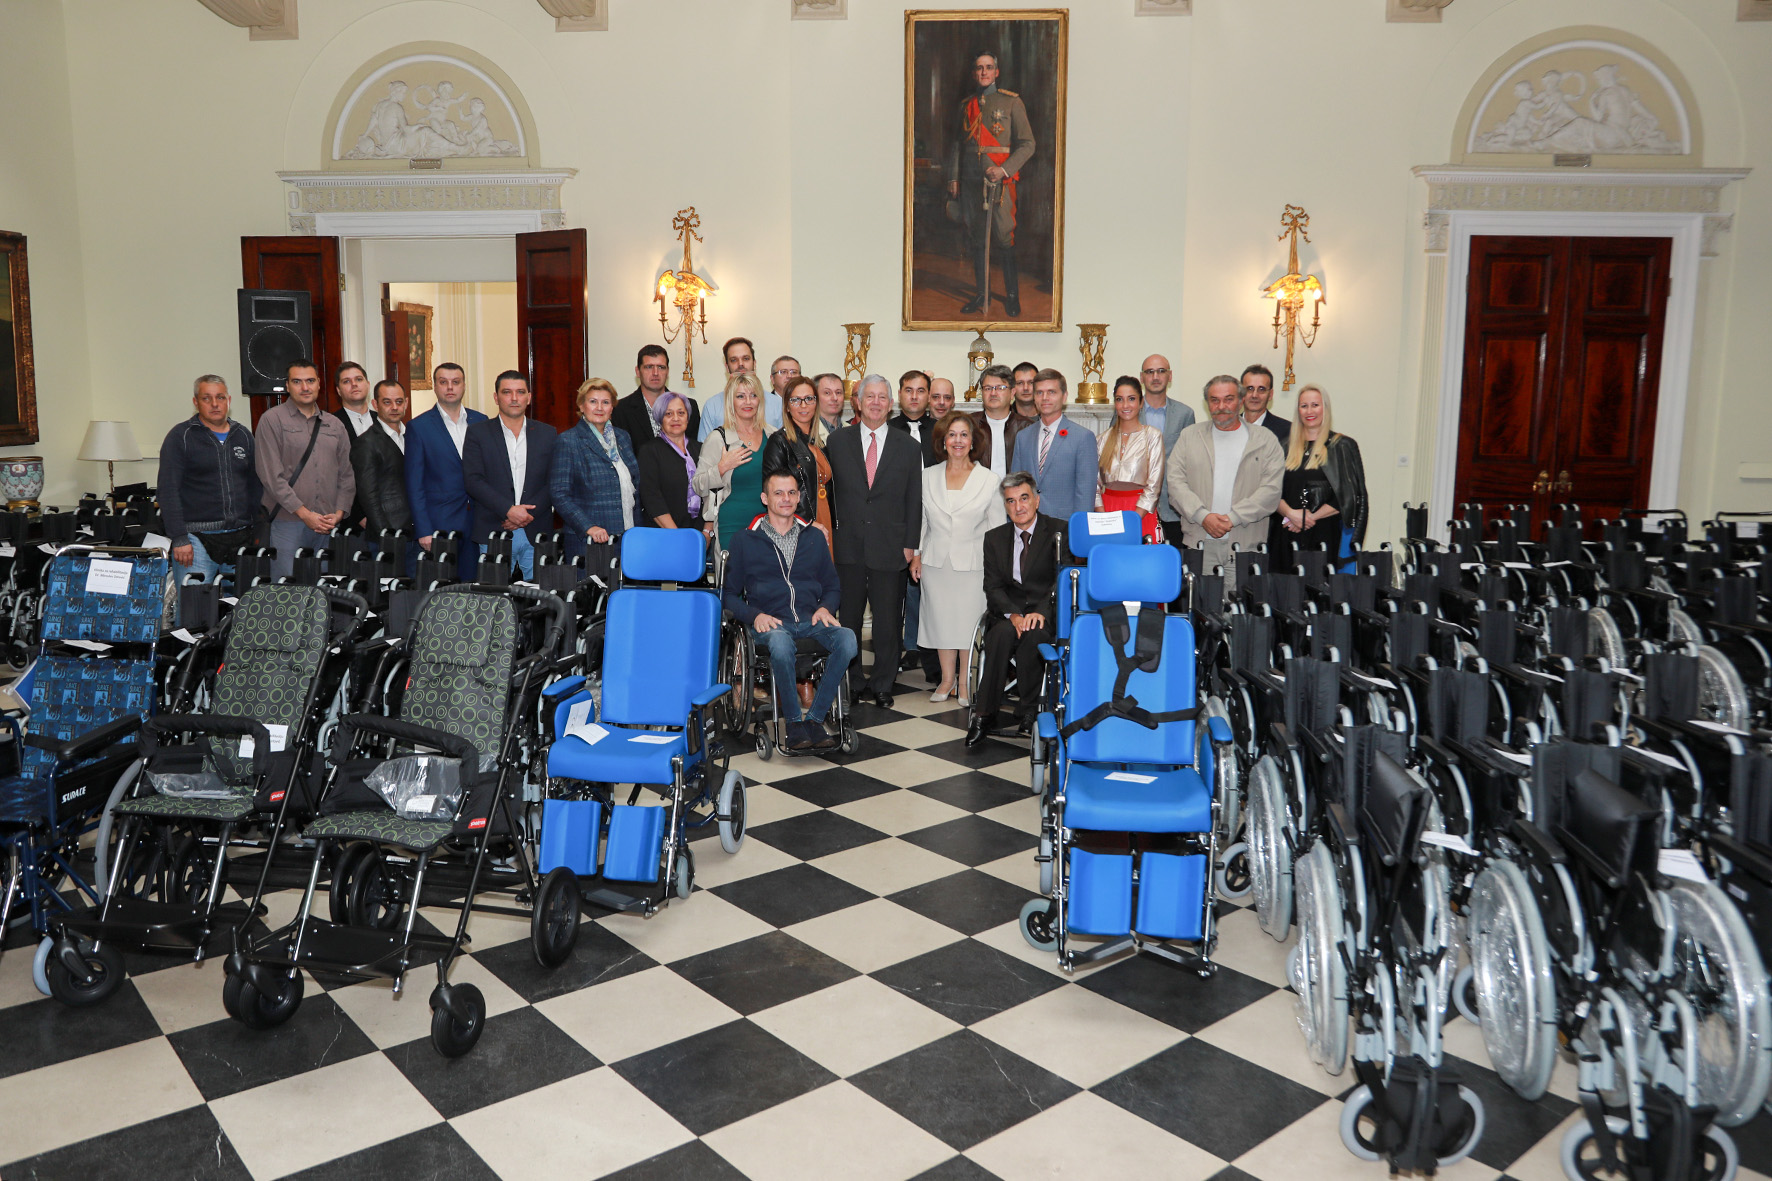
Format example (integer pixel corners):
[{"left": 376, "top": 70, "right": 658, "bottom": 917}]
[
  {"left": 1141, "top": 353, "right": 1196, "bottom": 548},
  {"left": 930, "top": 377, "right": 957, "bottom": 422}
]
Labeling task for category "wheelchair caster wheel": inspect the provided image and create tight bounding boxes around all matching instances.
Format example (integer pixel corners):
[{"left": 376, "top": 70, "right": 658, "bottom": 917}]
[
  {"left": 32, "top": 935, "right": 53, "bottom": 997},
  {"left": 1216, "top": 842, "right": 1252, "bottom": 901},
  {"left": 674, "top": 846, "right": 695, "bottom": 900},
  {"left": 1561, "top": 1116, "right": 1737, "bottom": 1181},
  {"left": 755, "top": 732, "right": 773, "bottom": 761},
  {"left": 1340, "top": 1083, "right": 1486, "bottom": 1168},
  {"left": 46, "top": 937, "right": 125, "bottom": 1008},
  {"left": 1451, "top": 962, "right": 1480, "bottom": 1025},
  {"left": 430, "top": 982, "right": 486, "bottom": 1058},
  {"left": 1019, "top": 898, "right": 1058, "bottom": 952},
  {"left": 717, "top": 771, "right": 747, "bottom": 854},
  {"left": 839, "top": 729, "right": 859, "bottom": 754},
  {"left": 222, "top": 964, "right": 304, "bottom": 1029}
]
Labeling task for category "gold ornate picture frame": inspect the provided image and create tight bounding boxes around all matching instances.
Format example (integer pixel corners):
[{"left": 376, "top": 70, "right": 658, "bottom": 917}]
[
  {"left": 903, "top": 9, "right": 1067, "bottom": 333},
  {"left": 0, "top": 232, "right": 39, "bottom": 447},
  {"left": 397, "top": 302, "right": 434, "bottom": 390}
]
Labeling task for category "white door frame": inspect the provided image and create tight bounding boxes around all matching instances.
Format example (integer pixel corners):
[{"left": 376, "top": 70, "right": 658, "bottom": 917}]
[{"left": 1430, "top": 209, "right": 1701, "bottom": 530}]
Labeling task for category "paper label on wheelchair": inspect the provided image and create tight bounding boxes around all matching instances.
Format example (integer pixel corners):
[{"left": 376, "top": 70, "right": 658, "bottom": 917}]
[
  {"left": 1489, "top": 746, "right": 1532, "bottom": 766},
  {"left": 629, "top": 734, "right": 677, "bottom": 744},
  {"left": 1630, "top": 746, "right": 1685, "bottom": 771},
  {"left": 1104, "top": 771, "right": 1157, "bottom": 784},
  {"left": 38, "top": 543, "right": 57, "bottom": 554},
  {"left": 62, "top": 639, "right": 113, "bottom": 652},
  {"left": 564, "top": 700, "right": 607, "bottom": 746},
  {"left": 1689, "top": 719, "right": 1750, "bottom": 736},
  {"left": 1738, "top": 522, "right": 1761, "bottom": 538},
  {"left": 1657, "top": 848, "right": 1709, "bottom": 884},
  {"left": 143, "top": 532, "right": 171, "bottom": 552},
  {"left": 84, "top": 558, "right": 133, "bottom": 595},
  {"left": 1419, "top": 830, "right": 1477, "bottom": 856},
  {"left": 0, "top": 544, "right": 13, "bottom": 557},
  {"left": 1085, "top": 512, "right": 1125, "bottom": 535},
  {"left": 405, "top": 794, "right": 436, "bottom": 814},
  {"left": 237, "top": 724, "right": 288, "bottom": 759},
  {"left": 171, "top": 628, "right": 199, "bottom": 644}
]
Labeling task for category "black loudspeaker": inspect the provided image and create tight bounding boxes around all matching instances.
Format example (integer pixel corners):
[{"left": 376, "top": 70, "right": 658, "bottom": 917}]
[{"left": 237, "top": 289, "right": 313, "bottom": 397}]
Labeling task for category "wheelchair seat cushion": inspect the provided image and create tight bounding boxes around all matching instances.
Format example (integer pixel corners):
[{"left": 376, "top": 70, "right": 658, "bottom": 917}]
[
  {"left": 305, "top": 811, "right": 454, "bottom": 852},
  {"left": 548, "top": 727, "right": 690, "bottom": 787},
  {"left": 403, "top": 589, "right": 519, "bottom": 769},
  {"left": 112, "top": 792, "right": 255, "bottom": 822},
  {"left": 1066, "top": 764, "right": 1210, "bottom": 833}
]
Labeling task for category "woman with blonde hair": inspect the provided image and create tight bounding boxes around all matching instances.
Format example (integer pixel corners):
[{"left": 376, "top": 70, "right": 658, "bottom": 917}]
[
  {"left": 551, "top": 377, "right": 640, "bottom": 566},
  {"left": 1277, "top": 382, "right": 1368, "bottom": 563},
  {"left": 693, "top": 371, "right": 770, "bottom": 550}
]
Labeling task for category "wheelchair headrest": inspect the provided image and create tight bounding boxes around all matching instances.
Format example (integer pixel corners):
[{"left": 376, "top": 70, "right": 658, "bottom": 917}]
[
  {"left": 1087, "top": 544, "right": 1181, "bottom": 604},
  {"left": 1066, "top": 511, "right": 1142, "bottom": 559},
  {"left": 621, "top": 528, "right": 705, "bottom": 583}
]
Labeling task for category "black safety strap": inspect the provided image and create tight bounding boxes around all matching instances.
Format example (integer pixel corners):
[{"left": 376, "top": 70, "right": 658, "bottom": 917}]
[{"left": 1060, "top": 603, "right": 1198, "bottom": 738}]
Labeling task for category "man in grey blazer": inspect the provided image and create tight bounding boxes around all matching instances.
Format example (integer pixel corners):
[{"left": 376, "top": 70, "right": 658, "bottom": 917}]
[
  {"left": 1009, "top": 369, "right": 1097, "bottom": 521},
  {"left": 1140, "top": 353, "right": 1196, "bottom": 549}
]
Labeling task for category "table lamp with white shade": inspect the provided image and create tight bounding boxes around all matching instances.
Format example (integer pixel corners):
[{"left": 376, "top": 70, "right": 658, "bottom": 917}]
[{"left": 77, "top": 420, "right": 142, "bottom": 500}]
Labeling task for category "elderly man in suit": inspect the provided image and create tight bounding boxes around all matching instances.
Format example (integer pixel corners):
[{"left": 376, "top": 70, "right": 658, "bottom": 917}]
[
  {"left": 1139, "top": 353, "right": 1196, "bottom": 549},
  {"left": 463, "top": 371, "right": 558, "bottom": 580},
  {"left": 1008, "top": 368, "right": 1096, "bottom": 521},
  {"left": 406, "top": 361, "right": 488, "bottom": 581},
  {"left": 828, "top": 374, "right": 923, "bottom": 709},
  {"left": 968, "top": 472, "right": 1066, "bottom": 746},
  {"left": 1166, "top": 374, "right": 1285, "bottom": 596}
]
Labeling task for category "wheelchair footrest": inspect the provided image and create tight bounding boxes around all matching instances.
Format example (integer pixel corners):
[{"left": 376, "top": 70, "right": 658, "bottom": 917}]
[
  {"left": 539, "top": 798, "right": 603, "bottom": 877},
  {"left": 581, "top": 886, "right": 653, "bottom": 913},
  {"left": 56, "top": 896, "right": 247, "bottom": 950},
  {"left": 250, "top": 919, "right": 450, "bottom": 978},
  {"left": 603, "top": 804, "right": 667, "bottom": 883},
  {"left": 1067, "top": 849, "right": 1208, "bottom": 940},
  {"left": 1135, "top": 852, "right": 1207, "bottom": 941}
]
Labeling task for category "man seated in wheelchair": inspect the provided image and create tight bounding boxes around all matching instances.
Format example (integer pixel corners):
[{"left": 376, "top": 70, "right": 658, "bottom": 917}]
[{"left": 722, "top": 469, "right": 856, "bottom": 752}]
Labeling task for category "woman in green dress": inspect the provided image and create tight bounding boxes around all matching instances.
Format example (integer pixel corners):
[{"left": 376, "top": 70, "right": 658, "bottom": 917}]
[{"left": 693, "top": 371, "right": 770, "bottom": 552}]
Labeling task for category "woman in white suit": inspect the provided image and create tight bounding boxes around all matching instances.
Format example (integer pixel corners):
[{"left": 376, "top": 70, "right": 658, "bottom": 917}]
[{"left": 911, "top": 412, "right": 1005, "bottom": 703}]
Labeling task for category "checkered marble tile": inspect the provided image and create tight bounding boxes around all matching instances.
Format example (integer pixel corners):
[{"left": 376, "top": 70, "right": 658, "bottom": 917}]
[{"left": 6, "top": 668, "right": 1770, "bottom": 1181}]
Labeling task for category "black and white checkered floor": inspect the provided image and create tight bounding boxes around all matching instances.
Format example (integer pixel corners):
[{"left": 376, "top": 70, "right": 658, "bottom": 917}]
[{"left": 6, "top": 672, "right": 1772, "bottom": 1180}]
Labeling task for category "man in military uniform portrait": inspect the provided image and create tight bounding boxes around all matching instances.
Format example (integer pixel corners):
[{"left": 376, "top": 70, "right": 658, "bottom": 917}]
[{"left": 944, "top": 51, "right": 1035, "bottom": 319}]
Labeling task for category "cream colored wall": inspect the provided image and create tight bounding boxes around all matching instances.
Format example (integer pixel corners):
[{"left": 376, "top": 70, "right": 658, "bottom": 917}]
[
  {"left": 386, "top": 280, "right": 519, "bottom": 417},
  {"left": 3, "top": 0, "right": 1765, "bottom": 535}
]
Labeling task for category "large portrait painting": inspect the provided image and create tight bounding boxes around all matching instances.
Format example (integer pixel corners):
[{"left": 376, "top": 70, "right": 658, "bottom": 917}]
[
  {"left": 0, "top": 233, "right": 38, "bottom": 447},
  {"left": 904, "top": 10, "right": 1067, "bottom": 332}
]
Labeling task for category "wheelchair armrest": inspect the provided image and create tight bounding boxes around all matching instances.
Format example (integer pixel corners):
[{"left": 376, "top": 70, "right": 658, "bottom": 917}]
[
  {"left": 338, "top": 713, "right": 479, "bottom": 768},
  {"left": 26, "top": 713, "right": 144, "bottom": 763},
  {"left": 543, "top": 675, "right": 587, "bottom": 700},
  {"left": 144, "top": 714, "right": 272, "bottom": 774},
  {"left": 1511, "top": 817, "right": 1567, "bottom": 866},
  {"left": 692, "top": 684, "right": 731, "bottom": 709},
  {"left": 1326, "top": 801, "right": 1359, "bottom": 847},
  {"left": 1206, "top": 715, "right": 1233, "bottom": 745},
  {"left": 1036, "top": 712, "right": 1059, "bottom": 740},
  {"left": 1707, "top": 833, "right": 1772, "bottom": 882},
  {"left": 1495, "top": 662, "right": 1559, "bottom": 689},
  {"left": 1268, "top": 720, "right": 1298, "bottom": 752},
  {"left": 1038, "top": 643, "right": 1059, "bottom": 663}
]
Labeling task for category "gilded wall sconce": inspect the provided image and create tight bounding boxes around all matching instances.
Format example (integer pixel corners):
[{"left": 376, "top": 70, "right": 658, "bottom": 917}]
[
  {"left": 1262, "top": 205, "right": 1324, "bottom": 391},
  {"left": 1076, "top": 323, "right": 1109, "bottom": 404},
  {"left": 655, "top": 207, "right": 714, "bottom": 387}
]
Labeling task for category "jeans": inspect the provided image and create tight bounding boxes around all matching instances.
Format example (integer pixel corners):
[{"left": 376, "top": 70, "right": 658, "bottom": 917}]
[
  {"left": 511, "top": 528, "right": 534, "bottom": 580},
  {"left": 754, "top": 621, "right": 857, "bottom": 724},
  {"left": 173, "top": 535, "right": 230, "bottom": 627},
  {"left": 267, "top": 518, "right": 332, "bottom": 582}
]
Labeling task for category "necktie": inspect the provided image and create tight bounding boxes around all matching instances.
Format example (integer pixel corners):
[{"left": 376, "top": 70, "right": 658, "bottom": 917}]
[
  {"left": 865, "top": 430, "right": 879, "bottom": 488},
  {"left": 1017, "top": 529, "right": 1031, "bottom": 581},
  {"left": 1037, "top": 426, "right": 1053, "bottom": 474}
]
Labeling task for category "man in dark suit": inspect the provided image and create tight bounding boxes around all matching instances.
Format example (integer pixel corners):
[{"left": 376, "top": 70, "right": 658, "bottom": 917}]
[
  {"left": 350, "top": 379, "right": 415, "bottom": 563},
  {"left": 970, "top": 473, "right": 1067, "bottom": 746},
  {"left": 828, "top": 374, "right": 923, "bottom": 708},
  {"left": 463, "top": 370, "right": 558, "bottom": 580},
  {"left": 1241, "top": 364, "right": 1290, "bottom": 446},
  {"left": 406, "top": 361, "right": 487, "bottom": 581},
  {"left": 888, "top": 369, "right": 942, "bottom": 468},
  {"left": 332, "top": 361, "right": 373, "bottom": 530},
  {"left": 613, "top": 343, "right": 699, "bottom": 446}
]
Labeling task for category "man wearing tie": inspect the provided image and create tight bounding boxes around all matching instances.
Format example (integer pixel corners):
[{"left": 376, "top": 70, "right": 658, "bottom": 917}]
[
  {"left": 969, "top": 473, "right": 1066, "bottom": 745},
  {"left": 1009, "top": 368, "right": 1096, "bottom": 520},
  {"left": 827, "top": 374, "right": 923, "bottom": 709},
  {"left": 463, "top": 371, "right": 558, "bottom": 579},
  {"left": 405, "top": 361, "right": 487, "bottom": 580}
]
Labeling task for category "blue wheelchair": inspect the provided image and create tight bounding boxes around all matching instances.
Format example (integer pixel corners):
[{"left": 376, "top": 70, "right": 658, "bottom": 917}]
[
  {"left": 539, "top": 529, "right": 745, "bottom": 915},
  {"left": 1020, "top": 543, "right": 1236, "bottom": 975}
]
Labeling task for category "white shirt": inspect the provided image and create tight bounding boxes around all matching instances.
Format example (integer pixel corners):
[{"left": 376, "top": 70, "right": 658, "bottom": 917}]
[
  {"left": 983, "top": 413, "right": 1010, "bottom": 476},
  {"left": 501, "top": 417, "right": 527, "bottom": 502},
  {"left": 379, "top": 419, "right": 406, "bottom": 454},
  {"left": 343, "top": 405, "right": 375, "bottom": 437},
  {"left": 1210, "top": 422, "right": 1249, "bottom": 517},
  {"left": 860, "top": 421, "right": 890, "bottom": 463},
  {"left": 439, "top": 404, "right": 470, "bottom": 457},
  {"left": 901, "top": 414, "right": 927, "bottom": 442}
]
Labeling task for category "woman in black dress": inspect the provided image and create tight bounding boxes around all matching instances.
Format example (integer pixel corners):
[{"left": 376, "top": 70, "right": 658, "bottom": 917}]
[{"left": 1279, "top": 383, "right": 1367, "bottom": 563}]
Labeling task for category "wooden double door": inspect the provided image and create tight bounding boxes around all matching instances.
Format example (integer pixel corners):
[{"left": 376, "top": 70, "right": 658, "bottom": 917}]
[
  {"left": 1453, "top": 235, "right": 1672, "bottom": 528},
  {"left": 241, "top": 229, "right": 588, "bottom": 431}
]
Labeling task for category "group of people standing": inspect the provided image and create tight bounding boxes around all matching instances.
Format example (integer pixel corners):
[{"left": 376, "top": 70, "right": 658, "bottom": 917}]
[{"left": 155, "top": 338, "right": 1367, "bottom": 753}]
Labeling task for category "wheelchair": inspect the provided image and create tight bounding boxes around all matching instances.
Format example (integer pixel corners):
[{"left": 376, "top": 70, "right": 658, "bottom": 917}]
[
  {"left": 539, "top": 529, "right": 747, "bottom": 921},
  {"left": 226, "top": 582, "right": 568, "bottom": 1057},
  {"left": 42, "top": 581, "right": 365, "bottom": 1006},
  {"left": 1, "top": 546, "right": 167, "bottom": 1000},
  {"left": 1019, "top": 544, "right": 1236, "bottom": 977}
]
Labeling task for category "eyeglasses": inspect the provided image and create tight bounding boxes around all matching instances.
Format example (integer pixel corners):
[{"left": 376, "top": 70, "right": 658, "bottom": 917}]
[
  {"left": 980, "top": 383, "right": 1009, "bottom": 393},
  {"left": 1141, "top": 367, "right": 1169, "bottom": 376},
  {"left": 788, "top": 395, "right": 816, "bottom": 406},
  {"left": 772, "top": 370, "right": 800, "bottom": 379}
]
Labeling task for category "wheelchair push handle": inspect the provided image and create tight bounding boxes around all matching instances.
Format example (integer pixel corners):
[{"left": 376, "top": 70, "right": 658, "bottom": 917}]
[
  {"left": 320, "top": 586, "right": 371, "bottom": 635},
  {"left": 505, "top": 581, "right": 571, "bottom": 653}
]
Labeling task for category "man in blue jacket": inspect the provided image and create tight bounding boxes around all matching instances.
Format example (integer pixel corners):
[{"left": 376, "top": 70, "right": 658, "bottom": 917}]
[
  {"left": 722, "top": 470, "right": 857, "bottom": 751},
  {"left": 405, "top": 362, "right": 487, "bottom": 580},
  {"left": 1009, "top": 368, "right": 1097, "bottom": 520}
]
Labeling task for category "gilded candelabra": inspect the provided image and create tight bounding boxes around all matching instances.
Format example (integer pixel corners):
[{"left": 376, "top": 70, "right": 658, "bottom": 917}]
[
  {"left": 1262, "top": 205, "right": 1324, "bottom": 391},
  {"left": 1076, "top": 323, "right": 1109, "bottom": 404},
  {"left": 842, "top": 323, "right": 873, "bottom": 399},
  {"left": 655, "top": 207, "right": 714, "bottom": 387}
]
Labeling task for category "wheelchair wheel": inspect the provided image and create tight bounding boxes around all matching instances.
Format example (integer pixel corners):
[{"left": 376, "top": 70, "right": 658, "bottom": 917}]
[
  {"left": 1696, "top": 646, "right": 1751, "bottom": 731},
  {"left": 530, "top": 866, "right": 581, "bottom": 969},
  {"left": 1215, "top": 842, "right": 1251, "bottom": 901},
  {"left": 964, "top": 615, "right": 988, "bottom": 706},
  {"left": 1468, "top": 859, "right": 1557, "bottom": 1100},
  {"left": 1561, "top": 1116, "right": 1738, "bottom": 1181},
  {"left": 347, "top": 852, "right": 406, "bottom": 931},
  {"left": 329, "top": 842, "right": 371, "bottom": 924},
  {"left": 717, "top": 771, "right": 747, "bottom": 853},
  {"left": 1293, "top": 843, "right": 1349, "bottom": 1074},
  {"left": 45, "top": 937, "right": 125, "bottom": 1007},
  {"left": 721, "top": 625, "right": 754, "bottom": 737},
  {"left": 223, "top": 966, "right": 304, "bottom": 1029},
  {"left": 1019, "top": 897, "right": 1058, "bottom": 952},
  {"left": 32, "top": 936, "right": 54, "bottom": 997},
  {"left": 430, "top": 982, "right": 486, "bottom": 1058},
  {"left": 1247, "top": 755, "right": 1293, "bottom": 940},
  {"left": 1587, "top": 608, "right": 1627, "bottom": 668},
  {"left": 1450, "top": 962, "right": 1480, "bottom": 1025},
  {"left": 1663, "top": 878, "right": 1772, "bottom": 1126},
  {"left": 166, "top": 832, "right": 218, "bottom": 905},
  {"left": 1668, "top": 607, "right": 1705, "bottom": 648},
  {"left": 754, "top": 730, "right": 773, "bottom": 760},
  {"left": 673, "top": 845, "right": 695, "bottom": 900}
]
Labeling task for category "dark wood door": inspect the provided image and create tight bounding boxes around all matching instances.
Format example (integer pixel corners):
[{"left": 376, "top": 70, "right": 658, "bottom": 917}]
[
  {"left": 382, "top": 284, "right": 410, "bottom": 391},
  {"left": 241, "top": 236, "right": 342, "bottom": 426},
  {"left": 515, "top": 229, "right": 587, "bottom": 432},
  {"left": 1454, "top": 235, "right": 1670, "bottom": 528}
]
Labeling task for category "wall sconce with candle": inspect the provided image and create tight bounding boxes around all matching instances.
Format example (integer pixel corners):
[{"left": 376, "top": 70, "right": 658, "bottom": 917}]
[
  {"left": 654, "top": 206, "right": 714, "bottom": 387},
  {"left": 1261, "top": 204, "right": 1324, "bottom": 391}
]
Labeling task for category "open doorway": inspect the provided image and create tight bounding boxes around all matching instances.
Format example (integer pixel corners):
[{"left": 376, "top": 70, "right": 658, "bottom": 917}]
[{"left": 383, "top": 281, "right": 518, "bottom": 417}]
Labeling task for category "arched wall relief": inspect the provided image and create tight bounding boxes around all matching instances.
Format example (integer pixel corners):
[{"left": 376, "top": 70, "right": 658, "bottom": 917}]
[
  {"left": 321, "top": 42, "right": 540, "bottom": 170},
  {"left": 1451, "top": 28, "right": 1701, "bottom": 168}
]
